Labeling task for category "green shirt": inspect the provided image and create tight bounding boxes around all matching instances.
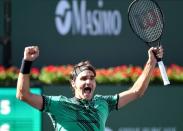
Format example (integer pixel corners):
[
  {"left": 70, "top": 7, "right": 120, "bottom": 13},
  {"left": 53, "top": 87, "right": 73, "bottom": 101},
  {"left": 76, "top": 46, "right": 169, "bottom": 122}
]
[{"left": 42, "top": 94, "right": 119, "bottom": 131}]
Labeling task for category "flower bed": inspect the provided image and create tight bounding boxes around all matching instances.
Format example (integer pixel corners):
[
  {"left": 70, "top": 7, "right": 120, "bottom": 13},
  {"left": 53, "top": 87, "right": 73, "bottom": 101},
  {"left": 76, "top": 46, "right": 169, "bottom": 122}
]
[{"left": 0, "top": 64, "right": 183, "bottom": 85}]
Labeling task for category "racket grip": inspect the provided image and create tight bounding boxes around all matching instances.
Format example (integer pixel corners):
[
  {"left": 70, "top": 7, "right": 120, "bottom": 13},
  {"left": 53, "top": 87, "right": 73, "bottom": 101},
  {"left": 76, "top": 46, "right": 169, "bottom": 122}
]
[{"left": 157, "top": 61, "right": 170, "bottom": 86}]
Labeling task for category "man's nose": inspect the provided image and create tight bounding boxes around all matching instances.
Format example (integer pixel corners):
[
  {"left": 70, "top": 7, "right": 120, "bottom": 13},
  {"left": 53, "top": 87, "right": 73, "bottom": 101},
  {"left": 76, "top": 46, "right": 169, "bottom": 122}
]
[{"left": 85, "top": 79, "right": 92, "bottom": 84}]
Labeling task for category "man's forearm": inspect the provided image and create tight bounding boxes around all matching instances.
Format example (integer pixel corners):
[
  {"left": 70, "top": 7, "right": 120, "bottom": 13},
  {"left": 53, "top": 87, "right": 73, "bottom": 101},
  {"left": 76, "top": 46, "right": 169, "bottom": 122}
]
[
  {"left": 16, "top": 73, "right": 31, "bottom": 101},
  {"left": 130, "top": 59, "right": 156, "bottom": 97}
]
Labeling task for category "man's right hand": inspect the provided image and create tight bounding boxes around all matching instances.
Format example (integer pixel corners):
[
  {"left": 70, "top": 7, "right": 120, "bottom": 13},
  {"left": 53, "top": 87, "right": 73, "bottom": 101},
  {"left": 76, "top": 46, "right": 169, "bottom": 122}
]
[{"left": 24, "top": 46, "right": 39, "bottom": 61}]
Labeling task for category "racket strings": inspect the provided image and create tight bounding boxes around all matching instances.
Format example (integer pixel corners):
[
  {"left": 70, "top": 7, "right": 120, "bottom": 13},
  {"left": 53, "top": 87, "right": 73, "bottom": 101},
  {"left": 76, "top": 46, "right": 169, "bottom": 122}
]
[{"left": 129, "top": 0, "right": 163, "bottom": 43}]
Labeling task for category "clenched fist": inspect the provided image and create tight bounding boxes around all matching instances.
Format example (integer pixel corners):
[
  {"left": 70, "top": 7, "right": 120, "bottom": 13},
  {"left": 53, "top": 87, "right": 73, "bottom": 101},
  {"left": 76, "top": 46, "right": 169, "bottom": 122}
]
[
  {"left": 148, "top": 46, "right": 164, "bottom": 63},
  {"left": 24, "top": 46, "right": 39, "bottom": 61}
]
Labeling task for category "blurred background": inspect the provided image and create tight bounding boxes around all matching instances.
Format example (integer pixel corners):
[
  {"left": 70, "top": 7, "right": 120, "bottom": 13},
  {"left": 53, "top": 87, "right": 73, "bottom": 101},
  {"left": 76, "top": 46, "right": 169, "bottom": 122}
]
[{"left": 0, "top": 0, "right": 183, "bottom": 131}]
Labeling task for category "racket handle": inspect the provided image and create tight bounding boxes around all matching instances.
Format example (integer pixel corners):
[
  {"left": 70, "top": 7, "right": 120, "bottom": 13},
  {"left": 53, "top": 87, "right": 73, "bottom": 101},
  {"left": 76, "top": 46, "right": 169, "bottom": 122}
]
[{"left": 157, "top": 61, "right": 170, "bottom": 86}]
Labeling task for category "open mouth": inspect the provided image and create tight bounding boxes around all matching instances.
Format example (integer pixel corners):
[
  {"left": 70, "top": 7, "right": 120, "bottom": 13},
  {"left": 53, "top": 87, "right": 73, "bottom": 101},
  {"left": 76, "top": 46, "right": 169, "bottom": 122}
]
[{"left": 83, "top": 87, "right": 92, "bottom": 94}]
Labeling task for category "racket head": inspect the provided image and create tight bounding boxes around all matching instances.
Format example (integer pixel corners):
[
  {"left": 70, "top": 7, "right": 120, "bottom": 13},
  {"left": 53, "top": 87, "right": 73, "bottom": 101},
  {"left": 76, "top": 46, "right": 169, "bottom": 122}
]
[{"left": 128, "top": 0, "right": 164, "bottom": 45}]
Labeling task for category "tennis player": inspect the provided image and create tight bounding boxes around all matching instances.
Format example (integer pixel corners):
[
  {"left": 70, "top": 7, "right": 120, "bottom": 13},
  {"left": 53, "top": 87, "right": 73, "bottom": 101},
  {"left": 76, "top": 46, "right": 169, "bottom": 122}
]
[{"left": 16, "top": 46, "right": 163, "bottom": 131}]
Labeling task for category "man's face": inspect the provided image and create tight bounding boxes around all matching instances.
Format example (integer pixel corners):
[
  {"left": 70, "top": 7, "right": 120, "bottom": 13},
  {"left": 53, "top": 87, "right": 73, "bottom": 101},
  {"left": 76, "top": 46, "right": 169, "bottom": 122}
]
[{"left": 71, "top": 70, "right": 96, "bottom": 100}]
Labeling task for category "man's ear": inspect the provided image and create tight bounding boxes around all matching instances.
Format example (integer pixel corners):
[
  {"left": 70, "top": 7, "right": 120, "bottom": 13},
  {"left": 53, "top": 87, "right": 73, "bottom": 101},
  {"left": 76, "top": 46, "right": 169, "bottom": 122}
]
[{"left": 71, "top": 80, "right": 76, "bottom": 88}]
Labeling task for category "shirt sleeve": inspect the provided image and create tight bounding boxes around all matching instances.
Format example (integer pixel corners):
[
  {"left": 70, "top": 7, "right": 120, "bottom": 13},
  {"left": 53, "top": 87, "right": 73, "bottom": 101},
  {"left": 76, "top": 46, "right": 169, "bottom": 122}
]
[
  {"left": 40, "top": 95, "right": 67, "bottom": 113},
  {"left": 96, "top": 94, "right": 119, "bottom": 112}
]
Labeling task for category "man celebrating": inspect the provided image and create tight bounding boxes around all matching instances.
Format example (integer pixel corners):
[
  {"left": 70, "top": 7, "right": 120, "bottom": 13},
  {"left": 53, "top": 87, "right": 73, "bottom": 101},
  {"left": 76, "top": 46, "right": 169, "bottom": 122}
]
[{"left": 16, "top": 46, "right": 163, "bottom": 131}]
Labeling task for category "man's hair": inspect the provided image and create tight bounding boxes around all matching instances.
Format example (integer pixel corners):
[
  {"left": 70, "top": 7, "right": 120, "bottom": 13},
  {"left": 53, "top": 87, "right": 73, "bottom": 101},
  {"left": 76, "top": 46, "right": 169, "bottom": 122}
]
[{"left": 70, "top": 60, "right": 96, "bottom": 81}]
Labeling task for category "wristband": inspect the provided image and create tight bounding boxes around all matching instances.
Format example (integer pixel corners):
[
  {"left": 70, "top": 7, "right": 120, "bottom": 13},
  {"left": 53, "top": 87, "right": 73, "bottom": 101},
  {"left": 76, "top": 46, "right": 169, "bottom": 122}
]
[{"left": 20, "top": 59, "right": 32, "bottom": 74}]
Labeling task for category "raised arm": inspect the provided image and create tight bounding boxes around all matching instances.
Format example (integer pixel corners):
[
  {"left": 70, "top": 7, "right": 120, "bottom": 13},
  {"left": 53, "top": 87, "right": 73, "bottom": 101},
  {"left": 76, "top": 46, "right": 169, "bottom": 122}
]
[
  {"left": 117, "top": 47, "right": 163, "bottom": 109},
  {"left": 16, "top": 46, "right": 43, "bottom": 110}
]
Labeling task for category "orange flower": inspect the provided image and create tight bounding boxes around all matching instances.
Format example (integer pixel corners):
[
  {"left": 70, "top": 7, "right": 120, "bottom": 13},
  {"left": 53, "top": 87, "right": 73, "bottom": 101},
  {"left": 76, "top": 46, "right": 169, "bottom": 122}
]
[
  {"left": 0, "top": 65, "right": 5, "bottom": 73},
  {"left": 57, "top": 65, "right": 73, "bottom": 76},
  {"left": 44, "top": 65, "right": 58, "bottom": 73},
  {"left": 31, "top": 67, "right": 40, "bottom": 75},
  {"left": 0, "top": 65, "right": 6, "bottom": 80}
]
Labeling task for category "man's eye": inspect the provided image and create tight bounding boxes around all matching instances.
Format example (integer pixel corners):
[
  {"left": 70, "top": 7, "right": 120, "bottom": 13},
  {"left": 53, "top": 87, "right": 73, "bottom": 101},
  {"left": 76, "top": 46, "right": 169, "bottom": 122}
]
[
  {"left": 81, "top": 77, "right": 87, "bottom": 80},
  {"left": 90, "top": 77, "right": 94, "bottom": 80}
]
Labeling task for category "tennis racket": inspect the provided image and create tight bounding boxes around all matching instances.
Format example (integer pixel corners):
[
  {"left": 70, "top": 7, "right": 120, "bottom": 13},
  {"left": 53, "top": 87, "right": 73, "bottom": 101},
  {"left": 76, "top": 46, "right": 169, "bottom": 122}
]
[{"left": 128, "top": 0, "right": 170, "bottom": 86}]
